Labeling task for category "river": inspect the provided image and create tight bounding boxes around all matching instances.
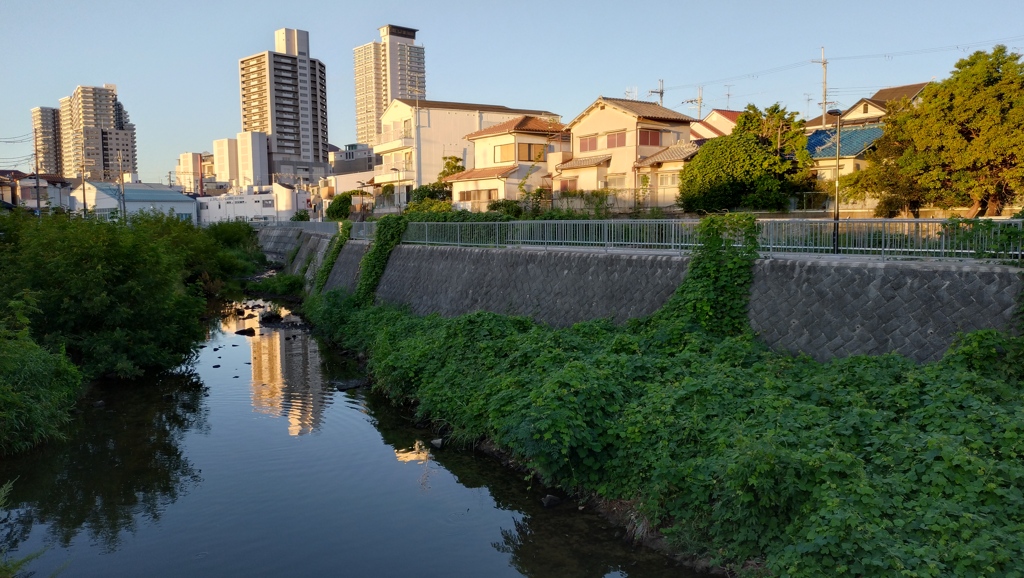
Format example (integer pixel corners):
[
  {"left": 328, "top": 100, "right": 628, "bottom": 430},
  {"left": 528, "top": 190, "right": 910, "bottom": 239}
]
[{"left": 0, "top": 303, "right": 706, "bottom": 577}]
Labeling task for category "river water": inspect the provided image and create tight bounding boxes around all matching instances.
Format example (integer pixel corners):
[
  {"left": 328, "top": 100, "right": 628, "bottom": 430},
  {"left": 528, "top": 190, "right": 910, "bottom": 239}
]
[{"left": 0, "top": 304, "right": 705, "bottom": 577}]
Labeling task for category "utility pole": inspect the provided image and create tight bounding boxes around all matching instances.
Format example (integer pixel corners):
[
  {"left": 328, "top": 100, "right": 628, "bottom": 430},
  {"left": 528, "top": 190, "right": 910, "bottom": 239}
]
[
  {"left": 812, "top": 47, "right": 828, "bottom": 129},
  {"left": 682, "top": 86, "right": 704, "bottom": 120},
  {"left": 647, "top": 79, "right": 664, "bottom": 106},
  {"left": 117, "top": 150, "right": 126, "bottom": 219}
]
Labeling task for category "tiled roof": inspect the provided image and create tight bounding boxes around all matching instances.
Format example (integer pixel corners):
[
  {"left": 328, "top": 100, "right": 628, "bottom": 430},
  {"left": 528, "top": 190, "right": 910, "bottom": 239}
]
[
  {"left": 635, "top": 142, "right": 700, "bottom": 167},
  {"left": 600, "top": 97, "right": 697, "bottom": 122},
  {"left": 806, "top": 124, "right": 885, "bottom": 159},
  {"left": 710, "top": 109, "right": 744, "bottom": 122},
  {"left": 690, "top": 122, "right": 725, "bottom": 139},
  {"left": 442, "top": 165, "right": 519, "bottom": 183},
  {"left": 556, "top": 154, "right": 613, "bottom": 170},
  {"left": 870, "top": 82, "right": 929, "bottom": 104},
  {"left": 465, "top": 115, "right": 567, "bottom": 139},
  {"left": 391, "top": 98, "right": 557, "bottom": 118}
]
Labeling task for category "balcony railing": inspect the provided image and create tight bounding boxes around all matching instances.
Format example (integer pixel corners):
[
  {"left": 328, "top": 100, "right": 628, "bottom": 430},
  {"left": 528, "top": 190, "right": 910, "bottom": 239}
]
[{"left": 377, "top": 128, "right": 412, "bottom": 143}]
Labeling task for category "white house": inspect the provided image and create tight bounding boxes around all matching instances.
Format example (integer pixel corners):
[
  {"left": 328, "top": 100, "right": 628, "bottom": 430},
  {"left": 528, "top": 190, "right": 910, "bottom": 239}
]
[{"left": 71, "top": 181, "right": 198, "bottom": 221}]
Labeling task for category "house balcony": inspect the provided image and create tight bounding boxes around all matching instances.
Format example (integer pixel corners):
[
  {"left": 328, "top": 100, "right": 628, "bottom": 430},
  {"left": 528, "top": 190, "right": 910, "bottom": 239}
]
[
  {"left": 373, "top": 128, "right": 414, "bottom": 154},
  {"left": 374, "top": 161, "right": 415, "bottom": 184}
]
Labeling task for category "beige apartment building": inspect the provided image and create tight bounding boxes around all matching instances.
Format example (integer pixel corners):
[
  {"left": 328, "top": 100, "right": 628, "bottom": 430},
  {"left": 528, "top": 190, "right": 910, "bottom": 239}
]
[
  {"left": 31, "top": 107, "right": 62, "bottom": 175},
  {"left": 372, "top": 99, "right": 558, "bottom": 206},
  {"left": 30, "top": 84, "right": 136, "bottom": 182},
  {"left": 354, "top": 25, "right": 426, "bottom": 146},
  {"left": 240, "top": 28, "right": 329, "bottom": 182}
]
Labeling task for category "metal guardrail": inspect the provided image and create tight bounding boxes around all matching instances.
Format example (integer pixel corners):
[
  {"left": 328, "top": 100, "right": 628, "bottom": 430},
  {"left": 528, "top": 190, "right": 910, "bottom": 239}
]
[{"left": 332, "top": 218, "right": 1024, "bottom": 261}]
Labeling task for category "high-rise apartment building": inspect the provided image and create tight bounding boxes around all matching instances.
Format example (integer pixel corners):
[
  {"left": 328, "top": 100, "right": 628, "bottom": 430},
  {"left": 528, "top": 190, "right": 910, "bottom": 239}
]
[
  {"left": 31, "top": 107, "right": 62, "bottom": 175},
  {"left": 353, "top": 25, "right": 426, "bottom": 145},
  {"left": 52, "top": 84, "right": 137, "bottom": 181},
  {"left": 239, "top": 28, "right": 329, "bottom": 181}
]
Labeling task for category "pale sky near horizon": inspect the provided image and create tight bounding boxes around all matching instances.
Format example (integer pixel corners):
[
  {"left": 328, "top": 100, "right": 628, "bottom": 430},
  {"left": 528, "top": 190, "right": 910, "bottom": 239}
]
[{"left": 1, "top": 0, "right": 1022, "bottom": 183}]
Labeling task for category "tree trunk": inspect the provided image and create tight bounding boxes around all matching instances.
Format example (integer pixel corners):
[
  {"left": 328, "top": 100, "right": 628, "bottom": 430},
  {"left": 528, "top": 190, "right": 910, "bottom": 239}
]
[
  {"left": 966, "top": 198, "right": 984, "bottom": 218},
  {"left": 984, "top": 194, "right": 1004, "bottom": 217}
]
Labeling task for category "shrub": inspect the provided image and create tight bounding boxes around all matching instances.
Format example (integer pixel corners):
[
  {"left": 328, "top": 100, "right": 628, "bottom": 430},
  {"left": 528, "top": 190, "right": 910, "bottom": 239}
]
[
  {"left": 290, "top": 209, "right": 310, "bottom": 221},
  {"left": 406, "top": 198, "right": 453, "bottom": 213},
  {"left": 326, "top": 191, "right": 357, "bottom": 221},
  {"left": 487, "top": 199, "right": 524, "bottom": 218}
]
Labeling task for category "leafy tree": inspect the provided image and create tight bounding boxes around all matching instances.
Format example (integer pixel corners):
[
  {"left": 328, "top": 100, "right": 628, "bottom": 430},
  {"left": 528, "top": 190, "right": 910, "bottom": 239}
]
[
  {"left": 290, "top": 209, "right": 310, "bottom": 221},
  {"left": 406, "top": 198, "right": 453, "bottom": 213},
  {"left": 854, "top": 46, "right": 1023, "bottom": 216},
  {"left": 409, "top": 182, "right": 448, "bottom": 203},
  {"left": 436, "top": 155, "right": 465, "bottom": 185},
  {"left": 326, "top": 191, "right": 358, "bottom": 220},
  {"left": 677, "top": 132, "right": 792, "bottom": 212},
  {"left": 734, "top": 103, "right": 811, "bottom": 165}
]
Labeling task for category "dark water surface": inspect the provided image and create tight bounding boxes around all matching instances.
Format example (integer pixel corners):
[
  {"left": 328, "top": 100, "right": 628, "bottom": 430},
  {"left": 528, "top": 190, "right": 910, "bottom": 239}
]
[{"left": 0, "top": 306, "right": 704, "bottom": 577}]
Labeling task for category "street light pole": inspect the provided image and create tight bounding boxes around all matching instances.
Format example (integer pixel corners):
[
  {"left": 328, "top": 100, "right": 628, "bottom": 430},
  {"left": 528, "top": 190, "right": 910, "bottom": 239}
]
[{"left": 828, "top": 109, "right": 843, "bottom": 254}]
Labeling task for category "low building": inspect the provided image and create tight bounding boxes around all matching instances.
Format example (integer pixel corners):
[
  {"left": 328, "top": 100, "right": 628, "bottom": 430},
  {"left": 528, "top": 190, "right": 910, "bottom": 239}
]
[
  {"left": 443, "top": 115, "right": 567, "bottom": 211},
  {"left": 372, "top": 99, "right": 559, "bottom": 207},
  {"left": 70, "top": 181, "right": 198, "bottom": 221},
  {"left": 634, "top": 141, "right": 701, "bottom": 206},
  {"left": 806, "top": 123, "right": 885, "bottom": 181},
  {"left": 197, "top": 183, "right": 310, "bottom": 224},
  {"left": 552, "top": 97, "right": 695, "bottom": 209},
  {"left": 15, "top": 175, "right": 74, "bottom": 211},
  {"left": 329, "top": 143, "right": 380, "bottom": 175},
  {"left": 688, "top": 109, "right": 742, "bottom": 141}
]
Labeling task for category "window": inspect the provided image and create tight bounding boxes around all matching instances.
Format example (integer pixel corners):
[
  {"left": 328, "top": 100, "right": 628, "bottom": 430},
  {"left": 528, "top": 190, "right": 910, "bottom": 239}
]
[
  {"left": 558, "top": 178, "right": 578, "bottom": 192},
  {"left": 458, "top": 189, "right": 498, "bottom": 202},
  {"left": 579, "top": 136, "right": 597, "bottom": 152},
  {"left": 517, "top": 143, "right": 546, "bottom": 162},
  {"left": 607, "top": 176, "right": 625, "bottom": 189},
  {"left": 658, "top": 173, "right": 678, "bottom": 187},
  {"left": 494, "top": 144, "right": 514, "bottom": 163},
  {"left": 638, "top": 129, "right": 661, "bottom": 147},
  {"left": 862, "top": 103, "right": 868, "bottom": 114},
  {"left": 606, "top": 131, "right": 625, "bottom": 148}
]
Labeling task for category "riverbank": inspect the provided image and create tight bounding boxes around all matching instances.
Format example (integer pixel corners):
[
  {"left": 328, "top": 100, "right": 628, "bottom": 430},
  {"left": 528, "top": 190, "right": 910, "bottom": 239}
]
[{"left": 298, "top": 214, "right": 1024, "bottom": 577}]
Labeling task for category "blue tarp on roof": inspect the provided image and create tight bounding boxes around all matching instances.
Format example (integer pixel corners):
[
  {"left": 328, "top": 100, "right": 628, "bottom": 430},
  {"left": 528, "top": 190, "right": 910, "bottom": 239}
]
[{"left": 807, "top": 124, "right": 884, "bottom": 159}]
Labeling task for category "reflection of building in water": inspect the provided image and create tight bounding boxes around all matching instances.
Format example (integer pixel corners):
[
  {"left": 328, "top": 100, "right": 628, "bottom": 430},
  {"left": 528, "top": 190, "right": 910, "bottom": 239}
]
[
  {"left": 394, "top": 440, "right": 431, "bottom": 464},
  {"left": 221, "top": 305, "right": 331, "bottom": 436}
]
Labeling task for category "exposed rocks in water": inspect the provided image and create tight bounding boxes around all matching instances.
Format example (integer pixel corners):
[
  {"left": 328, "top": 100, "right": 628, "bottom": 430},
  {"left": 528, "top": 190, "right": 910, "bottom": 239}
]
[
  {"left": 332, "top": 377, "right": 369, "bottom": 391},
  {"left": 235, "top": 328, "right": 256, "bottom": 336},
  {"left": 541, "top": 494, "right": 562, "bottom": 508},
  {"left": 431, "top": 438, "right": 444, "bottom": 449},
  {"left": 92, "top": 400, "right": 106, "bottom": 408},
  {"left": 212, "top": 365, "right": 221, "bottom": 368}
]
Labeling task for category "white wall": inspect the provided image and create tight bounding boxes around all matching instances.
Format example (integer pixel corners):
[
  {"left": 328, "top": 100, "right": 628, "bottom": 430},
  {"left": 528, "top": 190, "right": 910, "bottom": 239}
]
[
  {"left": 238, "top": 131, "right": 269, "bottom": 187},
  {"left": 214, "top": 138, "right": 239, "bottom": 185}
]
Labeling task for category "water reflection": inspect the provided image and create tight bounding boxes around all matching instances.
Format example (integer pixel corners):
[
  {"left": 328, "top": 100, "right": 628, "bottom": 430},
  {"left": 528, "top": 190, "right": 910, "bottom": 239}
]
[
  {"left": 221, "top": 302, "right": 331, "bottom": 436},
  {"left": 0, "top": 371, "right": 208, "bottom": 554}
]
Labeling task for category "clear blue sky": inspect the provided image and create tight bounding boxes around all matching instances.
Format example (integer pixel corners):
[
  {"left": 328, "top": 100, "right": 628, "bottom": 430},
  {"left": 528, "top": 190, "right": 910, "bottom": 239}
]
[{"left": 2, "top": 0, "right": 1022, "bottom": 183}]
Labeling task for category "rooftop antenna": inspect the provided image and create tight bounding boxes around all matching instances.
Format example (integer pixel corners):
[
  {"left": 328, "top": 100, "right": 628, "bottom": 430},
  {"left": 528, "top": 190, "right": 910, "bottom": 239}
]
[
  {"left": 724, "top": 85, "right": 734, "bottom": 109},
  {"left": 647, "top": 79, "right": 664, "bottom": 106},
  {"left": 625, "top": 86, "right": 638, "bottom": 100},
  {"left": 804, "top": 93, "right": 813, "bottom": 119}
]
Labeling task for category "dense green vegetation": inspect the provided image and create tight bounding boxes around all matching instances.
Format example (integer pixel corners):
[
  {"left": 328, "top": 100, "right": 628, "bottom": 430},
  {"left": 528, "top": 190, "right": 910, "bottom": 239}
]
[
  {"left": 305, "top": 212, "right": 1024, "bottom": 576},
  {"left": 0, "top": 211, "right": 263, "bottom": 454},
  {"left": 843, "top": 46, "right": 1023, "bottom": 217}
]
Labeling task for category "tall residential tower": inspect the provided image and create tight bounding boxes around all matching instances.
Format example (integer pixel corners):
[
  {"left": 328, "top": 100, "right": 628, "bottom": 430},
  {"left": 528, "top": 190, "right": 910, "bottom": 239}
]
[
  {"left": 239, "top": 28, "right": 329, "bottom": 182},
  {"left": 31, "top": 84, "right": 136, "bottom": 181},
  {"left": 353, "top": 25, "right": 425, "bottom": 145}
]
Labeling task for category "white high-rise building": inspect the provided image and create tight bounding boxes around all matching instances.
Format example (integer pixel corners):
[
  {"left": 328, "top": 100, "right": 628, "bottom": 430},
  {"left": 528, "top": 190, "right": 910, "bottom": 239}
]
[
  {"left": 239, "top": 28, "right": 328, "bottom": 181},
  {"left": 54, "top": 84, "right": 137, "bottom": 182},
  {"left": 353, "top": 25, "right": 425, "bottom": 146},
  {"left": 31, "top": 107, "right": 62, "bottom": 175},
  {"left": 237, "top": 131, "right": 269, "bottom": 189},
  {"left": 213, "top": 138, "right": 239, "bottom": 185}
]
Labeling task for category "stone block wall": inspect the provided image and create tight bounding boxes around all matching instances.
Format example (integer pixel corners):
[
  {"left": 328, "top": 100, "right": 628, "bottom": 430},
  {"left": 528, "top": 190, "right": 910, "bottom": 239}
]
[
  {"left": 749, "top": 258, "right": 1022, "bottom": 362},
  {"left": 376, "top": 246, "right": 690, "bottom": 327},
  {"left": 322, "top": 240, "right": 371, "bottom": 294}
]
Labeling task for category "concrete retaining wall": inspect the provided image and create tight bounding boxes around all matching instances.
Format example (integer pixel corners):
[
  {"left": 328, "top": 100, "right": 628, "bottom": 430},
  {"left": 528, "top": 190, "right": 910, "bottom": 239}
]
[
  {"left": 257, "top": 228, "right": 1022, "bottom": 362},
  {"left": 748, "top": 258, "right": 1023, "bottom": 363},
  {"left": 376, "top": 246, "right": 690, "bottom": 326}
]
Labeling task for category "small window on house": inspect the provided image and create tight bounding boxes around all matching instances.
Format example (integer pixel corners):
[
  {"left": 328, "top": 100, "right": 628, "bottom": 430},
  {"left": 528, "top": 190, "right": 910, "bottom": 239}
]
[
  {"left": 606, "top": 132, "right": 625, "bottom": 148},
  {"left": 579, "top": 136, "right": 597, "bottom": 152},
  {"left": 517, "top": 143, "right": 546, "bottom": 162},
  {"left": 494, "top": 144, "right": 514, "bottom": 163},
  {"left": 639, "top": 129, "right": 661, "bottom": 147},
  {"left": 558, "top": 179, "right": 578, "bottom": 192},
  {"left": 657, "top": 173, "right": 678, "bottom": 187},
  {"left": 862, "top": 103, "right": 868, "bottom": 114},
  {"left": 607, "top": 176, "right": 626, "bottom": 189}
]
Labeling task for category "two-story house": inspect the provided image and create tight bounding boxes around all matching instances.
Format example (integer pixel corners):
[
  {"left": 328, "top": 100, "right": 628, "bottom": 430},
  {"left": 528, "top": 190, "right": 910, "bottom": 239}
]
[
  {"left": 372, "top": 99, "right": 559, "bottom": 206},
  {"left": 551, "top": 97, "right": 696, "bottom": 206},
  {"left": 441, "top": 115, "right": 566, "bottom": 211}
]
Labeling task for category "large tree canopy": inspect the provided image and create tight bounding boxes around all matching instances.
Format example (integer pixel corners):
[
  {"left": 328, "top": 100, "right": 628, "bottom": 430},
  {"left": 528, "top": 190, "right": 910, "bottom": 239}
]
[
  {"left": 676, "top": 132, "right": 793, "bottom": 212},
  {"left": 849, "top": 46, "right": 1024, "bottom": 217},
  {"left": 734, "top": 103, "right": 811, "bottom": 167}
]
